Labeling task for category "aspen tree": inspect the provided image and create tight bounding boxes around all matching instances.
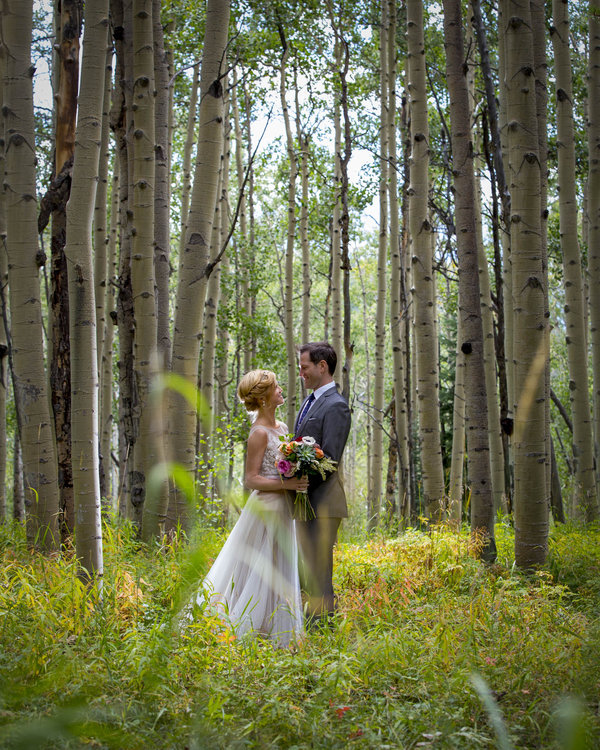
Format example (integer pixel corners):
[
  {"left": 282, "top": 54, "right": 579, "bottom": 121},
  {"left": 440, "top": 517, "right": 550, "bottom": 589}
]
[
  {"left": 242, "top": 72, "right": 257, "bottom": 370},
  {"left": 48, "top": 0, "right": 83, "bottom": 535},
  {"left": 387, "top": 0, "right": 410, "bottom": 518},
  {"left": 198, "top": 97, "right": 228, "bottom": 501},
  {"left": 153, "top": 0, "right": 171, "bottom": 369},
  {"left": 384, "top": 401, "right": 399, "bottom": 520},
  {"left": 230, "top": 66, "right": 252, "bottom": 366},
  {"left": 496, "top": 0, "right": 515, "bottom": 483},
  {"left": 370, "top": 0, "right": 389, "bottom": 530},
  {"left": 339, "top": 41, "right": 353, "bottom": 401},
  {"left": 329, "top": 36, "right": 343, "bottom": 366},
  {"left": 94, "top": 33, "right": 112, "bottom": 378},
  {"left": 470, "top": 0, "right": 512, "bottom": 504},
  {"left": 530, "top": 0, "right": 552, "bottom": 507},
  {"left": 197, "top": 210, "right": 222, "bottom": 500},
  {"left": 443, "top": 0, "right": 495, "bottom": 559},
  {"left": 129, "top": 0, "right": 158, "bottom": 528},
  {"left": 65, "top": 0, "right": 110, "bottom": 578},
  {"left": 0, "top": 18, "right": 4, "bottom": 234},
  {"left": 100, "top": 165, "right": 119, "bottom": 504},
  {"left": 0, "top": 30, "right": 6, "bottom": 520},
  {"left": 357, "top": 257, "right": 373, "bottom": 494},
  {"left": 589, "top": 0, "right": 600, "bottom": 500},
  {"left": 551, "top": 0, "right": 598, "bottom": 520},
  {"left": 465, "top": 25, "right": 506, "bottom": 513},
  {"left": 291, "top": 53, "right": 310, "bottom": 350},
  {"left": 475, "top": 188, "right": 506, "bottom": 514},
  {"left": 326, "top": 1, "right": 353, "bottom": 398},
  {"left": 215, "top": 137, "right": 232, "bottom": 510},
  {"left": 13, "top": 435, "right": 24, "bottom": 521},
  {"left": 3, "top": 0, "right": 60, "bottom": 548},
  {"left": 278, "top": 25, "right": 299, "bottom": 429},
  {"left": 448, "top": 318, "right": 466, "bottom": 522},
  {"left": 406, "top": 0, "right": 445, "bottom": 519},
  {"left": 168, "top": 0, "right": 230, "bottom": 529},
  {"left": 110, "top": 0, "right": 135, "bottom": 517},
  {"left": 179, "top": 62, "right": 199, "bottom": 259},
  {"left": 504, "top": 0, "right": 549, "bottom": 566},
  {"left": 93, "top": 28, "right": 112, "bottom": 503},
  {"left": 298, "top": 130, "right": 311, "bottom": 345}
]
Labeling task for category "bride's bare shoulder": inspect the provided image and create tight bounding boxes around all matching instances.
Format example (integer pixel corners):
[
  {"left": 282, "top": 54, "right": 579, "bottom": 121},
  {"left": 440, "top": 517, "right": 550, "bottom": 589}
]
[{"left": 247, "top": 426, "right": 268, "bottom": 450}]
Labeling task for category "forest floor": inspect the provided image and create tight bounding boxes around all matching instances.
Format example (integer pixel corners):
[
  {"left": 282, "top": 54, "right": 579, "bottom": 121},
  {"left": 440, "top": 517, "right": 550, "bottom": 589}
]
[{"left": 0, "top": 517, "right": 598, "bottom": 749}]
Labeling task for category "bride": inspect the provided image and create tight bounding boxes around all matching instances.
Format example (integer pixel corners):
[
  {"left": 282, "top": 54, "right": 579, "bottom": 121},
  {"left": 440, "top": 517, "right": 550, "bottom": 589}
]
[{"left": 186, "top": 370, "right": 306, "bottom": 647}]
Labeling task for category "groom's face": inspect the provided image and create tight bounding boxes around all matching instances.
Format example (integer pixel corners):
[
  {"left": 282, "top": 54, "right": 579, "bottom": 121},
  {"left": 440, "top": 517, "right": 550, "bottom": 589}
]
[{"left": 299, "top": 352, "right": 327, "bottom": 391}]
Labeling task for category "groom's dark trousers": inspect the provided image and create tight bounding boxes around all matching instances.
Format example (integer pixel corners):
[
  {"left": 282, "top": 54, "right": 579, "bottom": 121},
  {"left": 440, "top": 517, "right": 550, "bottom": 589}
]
[
  {"left": 294, "top": 386, "right": 351, "bottom": 621},
  {"left": 296, "top": 517, "right": 340, "bottom": 618}
]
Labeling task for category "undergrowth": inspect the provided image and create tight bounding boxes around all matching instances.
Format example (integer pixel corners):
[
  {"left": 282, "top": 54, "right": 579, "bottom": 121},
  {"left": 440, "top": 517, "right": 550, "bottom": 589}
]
[{"left": 0, "top": 519, "right": 598, "bottom": 749}]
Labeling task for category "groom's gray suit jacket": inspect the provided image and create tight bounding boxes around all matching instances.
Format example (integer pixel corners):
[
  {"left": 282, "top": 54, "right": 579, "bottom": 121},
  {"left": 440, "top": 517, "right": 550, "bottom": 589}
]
[{"left": 294, "top": 386, "right": 351, "bottom": 518}]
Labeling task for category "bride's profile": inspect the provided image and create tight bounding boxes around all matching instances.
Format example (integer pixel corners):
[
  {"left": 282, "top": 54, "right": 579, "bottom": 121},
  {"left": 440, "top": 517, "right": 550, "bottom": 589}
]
[{"left": 184, "top": 369, "right": 306, "bottom": 647}]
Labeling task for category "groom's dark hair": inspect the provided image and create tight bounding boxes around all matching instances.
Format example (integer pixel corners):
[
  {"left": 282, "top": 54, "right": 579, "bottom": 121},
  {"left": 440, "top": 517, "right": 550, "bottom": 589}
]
[{"left": 300, "top": 342, "right": 337, "bottom": 375}]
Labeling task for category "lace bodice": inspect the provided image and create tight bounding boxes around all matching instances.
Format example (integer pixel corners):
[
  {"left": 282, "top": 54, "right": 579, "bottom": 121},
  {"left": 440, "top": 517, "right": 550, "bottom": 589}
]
[{"left": 250, "top": 422, "right": 288, "bottom": 479}]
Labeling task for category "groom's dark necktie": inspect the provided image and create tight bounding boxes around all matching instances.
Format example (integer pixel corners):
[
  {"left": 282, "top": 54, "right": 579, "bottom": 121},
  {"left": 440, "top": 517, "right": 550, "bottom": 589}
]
[{"left": 296, "top": 393, "right": 315, "bottom": 430}]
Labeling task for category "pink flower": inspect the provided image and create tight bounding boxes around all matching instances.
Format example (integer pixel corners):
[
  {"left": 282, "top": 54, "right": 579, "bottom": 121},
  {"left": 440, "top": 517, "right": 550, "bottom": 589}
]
[{"left": 276, "top": 459, "right": 295, "bottom": 477}]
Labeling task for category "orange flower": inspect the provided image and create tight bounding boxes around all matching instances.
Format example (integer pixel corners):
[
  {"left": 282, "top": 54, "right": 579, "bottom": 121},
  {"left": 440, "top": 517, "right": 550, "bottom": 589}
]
[{"left": 315, "top": 447, "right": 324, "bottom": 459}]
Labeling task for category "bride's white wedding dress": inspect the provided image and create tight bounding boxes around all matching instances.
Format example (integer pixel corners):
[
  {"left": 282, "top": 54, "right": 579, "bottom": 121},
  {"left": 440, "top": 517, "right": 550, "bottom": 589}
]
[{"left": 188, "top": 422, "right": 303, "bottom": 647}]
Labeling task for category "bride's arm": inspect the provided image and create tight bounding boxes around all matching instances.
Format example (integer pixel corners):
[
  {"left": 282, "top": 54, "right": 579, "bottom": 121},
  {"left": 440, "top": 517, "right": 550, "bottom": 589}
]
[{"left": 244, "top": 429, "right": 308, "bottom": 493}]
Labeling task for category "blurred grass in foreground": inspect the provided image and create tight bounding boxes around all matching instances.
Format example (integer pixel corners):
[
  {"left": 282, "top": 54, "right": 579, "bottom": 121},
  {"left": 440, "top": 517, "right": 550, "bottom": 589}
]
[{"left": 0, "top": 518, "right": 598, "bottom": 749}]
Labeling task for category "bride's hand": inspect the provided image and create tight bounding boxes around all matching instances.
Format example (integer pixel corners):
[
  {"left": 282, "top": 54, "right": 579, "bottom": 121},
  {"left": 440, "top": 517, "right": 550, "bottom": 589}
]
[{"left": 288, "top": 476, "right": 309, "bottom": 492}]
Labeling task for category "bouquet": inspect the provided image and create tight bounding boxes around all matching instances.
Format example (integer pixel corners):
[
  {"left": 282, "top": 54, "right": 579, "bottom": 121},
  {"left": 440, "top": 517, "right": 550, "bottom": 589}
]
[{"left": 275, "top": 435, "right": 337, "bottom": 521}]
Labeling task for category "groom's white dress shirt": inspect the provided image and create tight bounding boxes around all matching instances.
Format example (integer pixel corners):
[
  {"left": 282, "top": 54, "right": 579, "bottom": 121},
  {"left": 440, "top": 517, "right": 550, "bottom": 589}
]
[
  {"left": 311, "top": 380, "right": 337, "bottom": 402},
  {"left": 298, "top": 381, "right": 336, "bottom": 426}
]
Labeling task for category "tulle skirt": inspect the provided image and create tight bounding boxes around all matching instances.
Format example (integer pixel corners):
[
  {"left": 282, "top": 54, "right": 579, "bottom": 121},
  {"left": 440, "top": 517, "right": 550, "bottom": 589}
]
[{"left": 188, "top": 490, "right": 303, "bottom": 647}]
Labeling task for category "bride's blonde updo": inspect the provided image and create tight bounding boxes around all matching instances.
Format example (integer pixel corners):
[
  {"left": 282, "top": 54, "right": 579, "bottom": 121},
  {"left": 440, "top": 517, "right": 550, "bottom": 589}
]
[{"left": 237, "top": 369, "right": 277, "bottom": 412}]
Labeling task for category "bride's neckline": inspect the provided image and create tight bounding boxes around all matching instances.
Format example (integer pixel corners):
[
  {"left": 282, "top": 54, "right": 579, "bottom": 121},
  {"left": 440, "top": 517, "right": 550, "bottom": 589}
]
[{"left": 252, "top": 420, "right": 282, "bottom": 430}]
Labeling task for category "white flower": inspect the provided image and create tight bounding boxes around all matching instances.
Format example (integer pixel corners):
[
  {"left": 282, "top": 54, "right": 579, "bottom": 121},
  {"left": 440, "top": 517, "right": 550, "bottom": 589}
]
[{"left": 301, "top": 436, "right": 316, "bottom": 445}]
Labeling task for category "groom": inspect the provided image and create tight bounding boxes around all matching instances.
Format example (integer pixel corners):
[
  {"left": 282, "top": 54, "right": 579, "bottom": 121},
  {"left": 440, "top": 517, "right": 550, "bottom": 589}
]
[{"left": 294, "top": 341, "right": 351, "bottom": 625}]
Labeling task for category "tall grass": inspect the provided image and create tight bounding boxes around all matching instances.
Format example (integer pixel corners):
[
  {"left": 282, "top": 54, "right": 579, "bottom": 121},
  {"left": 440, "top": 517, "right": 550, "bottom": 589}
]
[{"left": 0, "top": 519, "right": 598, "bottom": 749}]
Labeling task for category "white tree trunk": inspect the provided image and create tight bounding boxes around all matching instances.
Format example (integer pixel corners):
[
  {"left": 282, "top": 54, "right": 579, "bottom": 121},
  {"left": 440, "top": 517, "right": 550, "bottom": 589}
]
[
  {"left": 505, "top": 0, "right": 549, "bottom": 567},
  {"left": 370, "top": 1, "right": 389, "bottom": 530},
  {"left": 167, "top": 0, "right": 230, "bottom": 530},
  {"left": 406, "top": 0, "right": 445, "bottom": 519},
  {"left": 130, "top": 0, "right": 158, "bottom": 530},
  {"left": 588, "top": 0, "right": 600, "bottom": 506},
  {"left": 3, "top": 0, "right": 60, "bottom": 548},
  {"left": 65, "top": 0, "right": 109, "bottom": 578},
  {"left": 279, "top": 33, "right": 299, "bottom": 428}
]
